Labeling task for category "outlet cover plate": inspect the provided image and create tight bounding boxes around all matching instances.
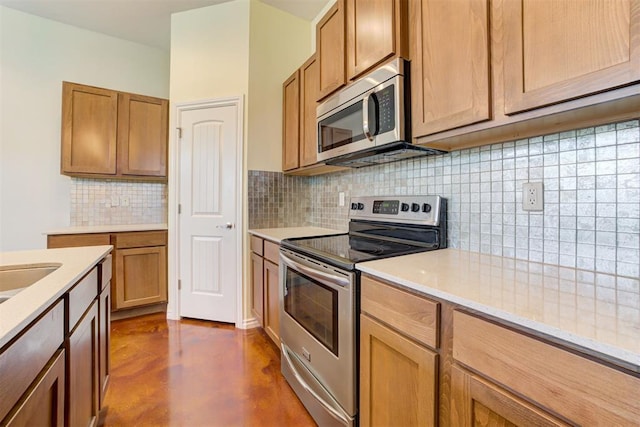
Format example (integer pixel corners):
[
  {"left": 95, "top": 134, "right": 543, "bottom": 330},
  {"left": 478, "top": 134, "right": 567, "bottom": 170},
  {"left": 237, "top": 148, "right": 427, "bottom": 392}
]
[{"left": 523, "top": 182, "right": 543, "bottom": 211}]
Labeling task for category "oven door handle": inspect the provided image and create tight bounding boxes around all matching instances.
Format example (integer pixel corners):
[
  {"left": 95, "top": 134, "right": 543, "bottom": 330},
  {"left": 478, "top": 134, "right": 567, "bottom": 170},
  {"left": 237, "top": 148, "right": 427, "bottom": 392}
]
[
  {"left": 280, "top": 252, "right": 350, "bottom": 289},
  {"left": 281, "top": 344, "right": 351, "bottom": 425}
]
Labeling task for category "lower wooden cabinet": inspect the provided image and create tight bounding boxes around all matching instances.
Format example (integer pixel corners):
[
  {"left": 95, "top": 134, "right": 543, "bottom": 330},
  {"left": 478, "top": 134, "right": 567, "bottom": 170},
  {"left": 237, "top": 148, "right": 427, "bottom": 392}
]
[
  {"left": 263, "top": 259, "right": 280, "bottom": 344},
  {"left": 359, "top": 314, "right": 438, "bottom": 427},
  {"left": 114, "top": 245, "right": 167, "bottom": 309},
  {"left": 98, "top": 282, "right": 111, "bottom": 407},
  {"left": 2, "top": 350, "right": 66, "bottom": 427},
  {"left": 249, "top": 235, "right": 281, "bottom": 346},
  {"left": 67, "top": 301, "right": 99, "bottom": 427}
]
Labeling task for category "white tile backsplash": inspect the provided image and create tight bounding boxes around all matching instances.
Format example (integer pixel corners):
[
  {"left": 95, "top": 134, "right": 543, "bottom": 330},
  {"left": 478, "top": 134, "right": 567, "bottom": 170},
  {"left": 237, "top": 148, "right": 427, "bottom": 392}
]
[{"left": 70, "top": 179, "right": 167, "bottom": 226}]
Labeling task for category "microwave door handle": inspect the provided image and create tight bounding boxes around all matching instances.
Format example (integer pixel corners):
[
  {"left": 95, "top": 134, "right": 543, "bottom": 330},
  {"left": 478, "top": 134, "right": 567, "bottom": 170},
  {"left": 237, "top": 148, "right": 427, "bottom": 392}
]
[{"left": 362, "top": 91, "right": 374, "bottom": 141}]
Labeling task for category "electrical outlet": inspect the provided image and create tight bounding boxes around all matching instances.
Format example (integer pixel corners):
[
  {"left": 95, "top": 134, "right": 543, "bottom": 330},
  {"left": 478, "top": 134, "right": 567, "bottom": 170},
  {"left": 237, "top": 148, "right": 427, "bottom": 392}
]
[
  {"left": 121, "top": 197, "right": 130, "bottom": 207},
  {"left": 339, "top": 192, "right": 345, "bottom": 207},
  {"left": 522, "top": 182, "right": 543, "bottom": 211}
]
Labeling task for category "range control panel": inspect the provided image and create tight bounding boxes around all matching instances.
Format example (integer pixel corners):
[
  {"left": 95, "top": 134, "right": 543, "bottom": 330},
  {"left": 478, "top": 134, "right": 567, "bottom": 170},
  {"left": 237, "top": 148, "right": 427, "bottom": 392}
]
[{"left": 349, "top": 195, "right": 442, "bottom": 226}]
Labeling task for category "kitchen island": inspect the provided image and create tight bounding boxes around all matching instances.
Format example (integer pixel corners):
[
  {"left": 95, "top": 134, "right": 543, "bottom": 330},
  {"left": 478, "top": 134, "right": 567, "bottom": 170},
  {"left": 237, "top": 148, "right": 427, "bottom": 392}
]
[
  {"left": 0, "top": 246, "right": 112, "bottom": 426},
  {"left": 357, "top": 248, "right": 640, "bottom": 426}
]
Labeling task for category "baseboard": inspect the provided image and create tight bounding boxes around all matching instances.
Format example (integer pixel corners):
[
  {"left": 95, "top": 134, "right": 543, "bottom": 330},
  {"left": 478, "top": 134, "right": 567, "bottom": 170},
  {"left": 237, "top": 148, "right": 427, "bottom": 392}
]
[{"left": 238, "top": 317, "right": 260, "bottom": 330}]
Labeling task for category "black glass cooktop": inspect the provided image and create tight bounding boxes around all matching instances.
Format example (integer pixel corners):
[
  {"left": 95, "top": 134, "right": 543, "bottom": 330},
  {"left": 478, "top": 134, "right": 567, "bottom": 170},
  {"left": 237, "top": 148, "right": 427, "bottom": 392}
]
[{"left": 281, "top": 233, "right": 437, "bottom": 271}]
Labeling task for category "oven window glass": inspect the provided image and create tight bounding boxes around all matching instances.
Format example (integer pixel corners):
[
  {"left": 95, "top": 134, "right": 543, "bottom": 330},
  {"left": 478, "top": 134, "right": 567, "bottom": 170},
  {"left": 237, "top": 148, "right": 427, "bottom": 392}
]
[{"left": 284, "top": 267, "right": 339, "bottom": 356}]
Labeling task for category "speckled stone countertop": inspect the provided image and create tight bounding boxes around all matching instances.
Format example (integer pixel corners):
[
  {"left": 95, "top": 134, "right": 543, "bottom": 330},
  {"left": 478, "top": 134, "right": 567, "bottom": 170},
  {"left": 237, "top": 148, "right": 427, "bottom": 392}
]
[
  {"left": 0, "top": 246, "right": 112, "bottom": 348},
  {"left": 358, "top": 248, "right": 640, "bottom": 373},
  {"left": 46, "top": 223, "right": 167, "bottom": 235},
  {"left": 248, "top": 227, "right": 344, "bottom": 244}
]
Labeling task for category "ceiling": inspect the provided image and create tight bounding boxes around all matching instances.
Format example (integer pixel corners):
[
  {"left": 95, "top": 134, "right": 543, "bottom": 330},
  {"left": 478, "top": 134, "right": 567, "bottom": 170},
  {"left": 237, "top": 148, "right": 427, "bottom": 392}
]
[{"left": 0, "top": 0, "right": 328, "bottom": 51}]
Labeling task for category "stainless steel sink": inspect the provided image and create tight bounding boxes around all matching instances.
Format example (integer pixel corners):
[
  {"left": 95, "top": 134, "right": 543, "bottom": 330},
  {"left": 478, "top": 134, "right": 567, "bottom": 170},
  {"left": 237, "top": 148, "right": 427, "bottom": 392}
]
[{"left": 0, "top": 264, "right": 61, "bottom": 294}]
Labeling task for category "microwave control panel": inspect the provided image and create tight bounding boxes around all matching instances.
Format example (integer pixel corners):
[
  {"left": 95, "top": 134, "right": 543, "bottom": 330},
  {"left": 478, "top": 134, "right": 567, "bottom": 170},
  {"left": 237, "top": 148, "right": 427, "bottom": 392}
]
[{"left": 375, "top": 85, "right": 396, "bottom": 134}]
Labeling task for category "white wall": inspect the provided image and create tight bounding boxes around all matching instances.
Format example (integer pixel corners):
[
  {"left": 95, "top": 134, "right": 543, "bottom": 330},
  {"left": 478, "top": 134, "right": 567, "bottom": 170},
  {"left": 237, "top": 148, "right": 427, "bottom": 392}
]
[
  {"left": 0, "top": 6, "right": 169, "bottom": 251},
  {"left": 247, "top": 0, "right": 311, "bottom": 171}
]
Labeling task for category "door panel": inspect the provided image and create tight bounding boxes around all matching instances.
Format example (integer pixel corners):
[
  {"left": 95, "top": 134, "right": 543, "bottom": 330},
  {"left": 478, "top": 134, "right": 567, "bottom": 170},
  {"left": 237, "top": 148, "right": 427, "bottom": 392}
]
[{"left": 178, "top": 102, "right": 239, "bottom": 323}]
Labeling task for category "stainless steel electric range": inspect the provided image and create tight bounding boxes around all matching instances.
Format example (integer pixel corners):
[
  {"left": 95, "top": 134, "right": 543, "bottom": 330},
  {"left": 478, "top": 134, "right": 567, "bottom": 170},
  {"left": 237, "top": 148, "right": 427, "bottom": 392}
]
[{"left": 278, "top": 195, "right": 447, "bottom": 427}]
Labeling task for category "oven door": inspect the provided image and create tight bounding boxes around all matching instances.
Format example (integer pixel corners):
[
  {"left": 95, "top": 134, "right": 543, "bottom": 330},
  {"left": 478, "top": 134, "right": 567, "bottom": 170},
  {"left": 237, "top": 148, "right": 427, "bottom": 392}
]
[{"left": 279, "top": 249, "right": 356, "bottom": 425}]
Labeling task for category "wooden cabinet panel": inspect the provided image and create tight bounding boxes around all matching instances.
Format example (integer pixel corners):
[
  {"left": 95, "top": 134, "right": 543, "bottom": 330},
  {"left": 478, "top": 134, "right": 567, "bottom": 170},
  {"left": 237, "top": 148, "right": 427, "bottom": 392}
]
[
  {"left": 361, "top": 276, "right": 439, "bottom": 349},
  {"left": 2, "top": 350, "right": 65, "bottom": 427},
  {"left": 346, "top": 0, "right": 407, "bottom": 80},
  {"left": 453, "top": 311, "right": 640, "bottom": 425},
  {"left": 299, "top": 55, "right": 319, "bottom": 168},
  {"left": 61, "top": 82, "right": 117, "bottom": 175},
  {"left": 360, "top": 314, "right": 438, "bottom": 427},
  {"left": 263, "top": 260, "right": 280, "bottom": 345},
  {"left": 67, "top": 301, "right": 99, "bottom": 427},
  {"left": 282, "top": 70, "right": 300, "bottom": 171},
  {"left": 410, "top": 0, "right": 490, "bottom": 137},
  {"left": 503, "top": 0, "right": 640, "bottom": 114},
  {"left": 450, "top": 365, "right": 567, "bottom": 427},
  {"left": 67, "top": 268, "right": 98, "bottom": 332},
  {"left": 263, "top": 240, "right": 279, "bottom": 264},
  {"left": 117, "top": 93, "right": 168, "bottom": 177},
  {"left": 114, "top": 246, "right": 168, "bottom": 309},
  {"left": 317, "top": 0, "right": 346, "bottom": 100},
  {"left": 113, "top": 231, "right": 167, "bottom": 249},
  {"left": 250, "top": 252, "right": 264, "bottom": 327},
  {"left": 47, "top": 233, "right": 111, "bottom": 249},
  {"left": 98, "top": 284, "right": 111, "bottom": 408},
  {"left": 250, "top": 235, "right": 263, "bottom": 256},
  {"left": 0, "top": 301, "right": 64, "bottom": 421}
]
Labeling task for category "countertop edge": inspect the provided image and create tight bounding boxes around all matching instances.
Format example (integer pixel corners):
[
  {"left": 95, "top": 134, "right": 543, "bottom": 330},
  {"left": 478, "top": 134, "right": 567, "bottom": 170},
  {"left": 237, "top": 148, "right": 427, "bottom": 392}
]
[
  {"left": 248, "top": 227, "right": 344, "bottom": 244},
  {"left": 358, "top": 264, "right": 640, "bottom": 374},
  {"left": 46, "top": 223, "right": 168, "bottom": 235}
]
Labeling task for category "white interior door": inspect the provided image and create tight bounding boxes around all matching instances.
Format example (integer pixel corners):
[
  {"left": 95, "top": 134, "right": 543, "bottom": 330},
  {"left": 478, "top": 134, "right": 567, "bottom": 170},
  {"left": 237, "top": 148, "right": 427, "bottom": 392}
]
[{"left": 177, "top": 101, "right": 240, "bottom": 322}]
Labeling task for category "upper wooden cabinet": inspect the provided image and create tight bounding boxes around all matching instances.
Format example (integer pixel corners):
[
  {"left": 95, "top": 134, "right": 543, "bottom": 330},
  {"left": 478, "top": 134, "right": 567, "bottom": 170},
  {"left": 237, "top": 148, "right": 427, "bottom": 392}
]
[
  {"left": 317, "top": 0, "right": 408, "bottom": 101},
  {"left": 409, "top": 0, "right": 491, "bottom": 136},
  {"left": 282, "top": 70, "right": 300, "bottom": 171},
  {"left": 317, "top": 0, "right": 346, "bottom": 100},
  {"left": 61, "top": 82, "right": 168, "bottom": 182},
  {"left": 412, "top": 0, "right": 640, "bottom": 151},
  {"left": 503, "top": 0, "right": 640, "bottom": 114},
  {"left": 346, "top": 0, "right": 408, "bottom": 81}
]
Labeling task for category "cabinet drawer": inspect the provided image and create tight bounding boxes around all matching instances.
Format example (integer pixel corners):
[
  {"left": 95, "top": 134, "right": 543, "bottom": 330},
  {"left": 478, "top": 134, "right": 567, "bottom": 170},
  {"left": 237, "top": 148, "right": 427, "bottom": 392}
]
[
  {"left": 68, "top": 268, "right": 98, "bottom": 332},
  {"left": 114, "top": 231, "right": 166, "bottom": 249},
  {"left": 264, "top": 240, "right": 279, "bottom": 264},
  {"left": 47, "top": 233, "right": 111, "bottom": 249},
  {"left": 361, "top": 276, "right": 439, "bottom": 349},
  {"left": 250, "top": 235, "right": 263, "bottom": 256},
  {"left": 453, "top": 311, "right": 640, "bottom": 425},
  {"left": 0, "top": 300, "right": 64, "bottom": 421}
]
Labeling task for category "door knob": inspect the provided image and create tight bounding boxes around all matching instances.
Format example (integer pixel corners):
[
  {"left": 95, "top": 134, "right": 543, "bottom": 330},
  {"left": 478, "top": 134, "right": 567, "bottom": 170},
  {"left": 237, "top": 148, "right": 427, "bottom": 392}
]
[{"left": 216, "top": 222, "right": 234, "bottom": 229}]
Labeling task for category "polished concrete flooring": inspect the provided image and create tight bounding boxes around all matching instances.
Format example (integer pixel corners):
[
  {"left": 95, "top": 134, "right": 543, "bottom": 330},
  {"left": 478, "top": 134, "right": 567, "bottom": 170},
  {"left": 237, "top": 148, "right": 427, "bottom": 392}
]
[{"left": 99, "top": 313, "right": 316, "bottom": 426}]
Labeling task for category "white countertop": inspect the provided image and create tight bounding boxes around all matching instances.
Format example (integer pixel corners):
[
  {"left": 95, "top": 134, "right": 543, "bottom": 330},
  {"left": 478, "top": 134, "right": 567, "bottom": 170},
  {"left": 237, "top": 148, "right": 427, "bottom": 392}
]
[
  {"left": 358, "top": 248, "right": 640, "bottom": 372},
  {"left": 46, "top": 223, "right": 167, "bottom": 235},
  {"left": 0, "top": 246, "right": 113, "bottom": 348},
  {"left": 248, "top": 227, "right": 344, "bottom": 243}
]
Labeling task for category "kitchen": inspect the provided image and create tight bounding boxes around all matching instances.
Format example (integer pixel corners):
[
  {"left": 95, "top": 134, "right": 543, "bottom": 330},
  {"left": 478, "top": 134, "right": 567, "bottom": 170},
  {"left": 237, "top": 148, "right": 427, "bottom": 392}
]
[{"left": 1, "top": 0, "right": 640, "bottom": 426}]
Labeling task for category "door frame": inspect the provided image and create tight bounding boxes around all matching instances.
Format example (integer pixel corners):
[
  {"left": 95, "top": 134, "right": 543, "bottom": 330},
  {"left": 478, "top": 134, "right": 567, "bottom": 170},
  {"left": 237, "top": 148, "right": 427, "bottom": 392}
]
[{"left": 167, "top": 96, "right": 244, "bottom": 325}]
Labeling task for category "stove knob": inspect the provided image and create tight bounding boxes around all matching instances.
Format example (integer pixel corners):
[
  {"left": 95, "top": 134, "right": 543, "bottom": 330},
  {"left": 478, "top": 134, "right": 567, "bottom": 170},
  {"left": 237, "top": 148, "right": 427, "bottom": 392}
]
[
  {"left": 351, "top": 202, "right": 358, "bottom": 210},
  {"left": 357, "top": 202, "right": 365, "bottom": 210},
  {"left": 411, "top": 203, "right": 420, "bottom": 212},
  {"left": 422, "top": 203, "right": 432, "bottom": 213},
  {"left": 401, "top": 203, "right": 410, "bottom": 212}
]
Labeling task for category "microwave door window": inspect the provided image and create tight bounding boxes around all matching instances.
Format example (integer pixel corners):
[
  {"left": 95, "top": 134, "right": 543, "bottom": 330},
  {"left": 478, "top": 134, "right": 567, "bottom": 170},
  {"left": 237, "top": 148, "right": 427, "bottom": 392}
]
[
  {"left": 284, "top": 268, "right": 339, "bottom": 356},
  {"left": 318, "top": 101, "right": 366, "bottom": 153}
]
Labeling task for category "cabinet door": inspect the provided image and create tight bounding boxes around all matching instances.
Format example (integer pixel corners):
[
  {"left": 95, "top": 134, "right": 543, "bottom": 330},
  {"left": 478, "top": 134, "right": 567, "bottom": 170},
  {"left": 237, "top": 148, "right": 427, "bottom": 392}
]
[
  {"left": 263, "top": 259, "right": 280, "bottom": 345},
  {"left": 117, "top": 93, "right": 168, "bottom": 177},
  {"left": 410, "top": 0, "right": 490, "bottom": 137},
  {"left": 317, "top": 0, "right": 346, "bottom": 100},
  {"left": 450, "top": 365, "right": 568, "bottom": 427},
  {"left": 360, "top": 314, "right": 438, "bottom": 427},
  {"left": 61, "top": 82, "right": 117, "bottom": 175},
  {"left": 67, "top": 301, "right": 99, "bottom": 427},
  {"left": 282, "top": 70, "right": 300, "bottom": 171},
  {"left": 114, "top": 246, "right": 167, "bottom": 310},
  {"left": 346, "top": 0, "right": 407, "bottom": 80},
  {"left": 3, "top": 350, "right": 65, "bottom": 427},
  {"left": 250, "top": 252, "right": 264, "bottom": 327},
  {"left": 98, "top": 283, "right": 111, "bottom": 408},
  {"left": 300, "top": 55, "right": 319, "bottom": 168},
  {"left": 503, "top": 0, "right": 640, "bottom": 114}
]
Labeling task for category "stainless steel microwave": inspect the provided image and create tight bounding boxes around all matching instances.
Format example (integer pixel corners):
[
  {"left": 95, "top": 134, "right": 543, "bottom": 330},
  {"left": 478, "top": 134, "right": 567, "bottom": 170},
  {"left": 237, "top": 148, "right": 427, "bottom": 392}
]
[{"left": 316, "top": 58, "right": 410, "bottom": 164}]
